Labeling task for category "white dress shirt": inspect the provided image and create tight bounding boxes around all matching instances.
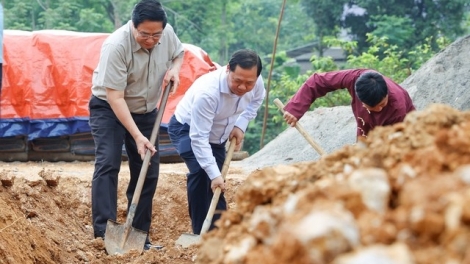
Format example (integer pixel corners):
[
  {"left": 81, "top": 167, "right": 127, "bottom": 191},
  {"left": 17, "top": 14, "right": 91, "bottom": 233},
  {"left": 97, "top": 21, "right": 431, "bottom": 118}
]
[{"left": 174, "top": 66, "right": 266, "bottom": 179}]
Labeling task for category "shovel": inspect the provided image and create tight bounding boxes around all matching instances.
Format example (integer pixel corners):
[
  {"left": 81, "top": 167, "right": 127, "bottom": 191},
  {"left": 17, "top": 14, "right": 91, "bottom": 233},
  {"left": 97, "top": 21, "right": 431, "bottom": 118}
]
[
  {"left": 175, "top": 137, "right": 237, "bottom": 248},
  {"left": 273, "top": 98, "right": 326, "bottom": 156},
  {"left": 105, "top": 82, "right": 173, "bottom": 255}
]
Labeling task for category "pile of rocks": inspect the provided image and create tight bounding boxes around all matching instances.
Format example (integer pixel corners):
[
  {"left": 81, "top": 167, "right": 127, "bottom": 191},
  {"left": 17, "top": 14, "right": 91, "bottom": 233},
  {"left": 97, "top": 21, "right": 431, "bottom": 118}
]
[{"left": 197, "top": 104, "right": 470, "bottom": 264}]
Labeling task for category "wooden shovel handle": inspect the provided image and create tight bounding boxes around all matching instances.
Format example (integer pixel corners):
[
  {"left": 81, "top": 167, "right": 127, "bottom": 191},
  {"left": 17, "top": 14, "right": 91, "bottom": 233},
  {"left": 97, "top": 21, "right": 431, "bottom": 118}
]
[
  {"left": 118, "top": 82, "right": 173, "bottom": 249},
  {"left": 129, "top": 82, "right": 173, "bottom": 208},
  {"left": 273, "top": 98, "right": 326, "bottom": 156},
  {"left": 200, "top": 137, "right": 237, "bottom": 235},
  {"left": 221, "top": 138, "right": 237, "bottom": 180}
]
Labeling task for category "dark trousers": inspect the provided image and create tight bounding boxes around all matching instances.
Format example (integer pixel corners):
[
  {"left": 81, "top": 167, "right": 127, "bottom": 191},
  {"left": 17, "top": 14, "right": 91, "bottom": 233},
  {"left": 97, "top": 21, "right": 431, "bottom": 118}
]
[
  {"left": 89, "top": 95, "right": 160, "bottom": 239},
  {"left": 167, "top": 115, "right": 227, "bottom": 234}
]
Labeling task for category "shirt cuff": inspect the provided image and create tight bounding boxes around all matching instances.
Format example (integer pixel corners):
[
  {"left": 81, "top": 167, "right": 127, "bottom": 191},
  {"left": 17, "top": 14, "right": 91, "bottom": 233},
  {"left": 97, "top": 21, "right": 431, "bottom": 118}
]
[
  {"left": 206, "top": 164, "right": 221, "bottom": 180},
  {"left": 283, "top": 103, "right": 303, "bottom": 120},
  {"left": 234, "top": 116, "right": 250, "bottom": 133}
]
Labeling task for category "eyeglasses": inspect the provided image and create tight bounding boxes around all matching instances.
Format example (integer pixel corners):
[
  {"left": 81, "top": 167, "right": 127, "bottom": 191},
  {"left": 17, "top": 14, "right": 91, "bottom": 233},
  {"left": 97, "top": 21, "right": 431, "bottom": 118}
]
[{"left": 137, "top": 30, "right": 163, "bottom": 40}]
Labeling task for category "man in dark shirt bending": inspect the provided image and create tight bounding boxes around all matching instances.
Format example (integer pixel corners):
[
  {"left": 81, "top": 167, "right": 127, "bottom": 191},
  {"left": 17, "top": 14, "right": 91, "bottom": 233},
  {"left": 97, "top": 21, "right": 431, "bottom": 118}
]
[{"left": 283, "top": 69, "right": 415, "bottom": 140}]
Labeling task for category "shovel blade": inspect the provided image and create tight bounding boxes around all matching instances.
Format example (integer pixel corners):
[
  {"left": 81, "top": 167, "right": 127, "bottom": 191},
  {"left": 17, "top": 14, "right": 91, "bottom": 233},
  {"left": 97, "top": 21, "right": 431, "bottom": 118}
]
[
  {"left": 175, "top": 233, "right": 201, "bottom": 248},
  {"left": 104, "top": 219, "right": 147, "bottom": 255}
]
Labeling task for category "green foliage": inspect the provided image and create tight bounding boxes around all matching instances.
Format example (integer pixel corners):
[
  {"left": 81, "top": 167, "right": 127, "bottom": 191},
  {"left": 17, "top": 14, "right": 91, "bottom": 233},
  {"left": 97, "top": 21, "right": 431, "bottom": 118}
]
[
  {"left": 76, "top": 8, "right": 114, "bottom": 32},
  {"left": 164, "top": 0, "right": 231, "bottom": 61},
  {"left": 300, "top": 0, "right": 346, "bottom": 54},
  {"left": 322, "top": 36, "right": 357, "bottom": 55},
  {"left": 346, "top": 33, "right": 451, "bottom": 83},
  {"left": 343, "top": 0, "right": 467, "bottom": 54},
  {"left": 369, "top": 15, "right": 414, "bottom": 48},
  {"left": 3, "top": 0, "right": 34, "bottom": 30},
  {"left": 244, "top": 73, "right": 306, "bottom": 154},
  {"left": 346, "top": 34, "right": 411, "bottom": 82},
  {"left": 464, "top": 11, "right": 470, "bottom": 35},
  {"left": 309, "top": 55, "right": 338, "bottom": 73},
  {"left": 4, "top": 0, "right": 132, "bottom": 32}
]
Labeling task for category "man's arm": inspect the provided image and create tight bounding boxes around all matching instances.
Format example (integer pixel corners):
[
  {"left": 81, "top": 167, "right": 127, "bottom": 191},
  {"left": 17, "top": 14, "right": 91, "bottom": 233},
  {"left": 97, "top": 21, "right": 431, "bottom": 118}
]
[
  {"left": 163, "top": 51, "right": 184, "bottom": 93},
  {"left": 189, "top": 92, "right": 227, "bottom": 192},
  {"left": 284, "top": 69, "right": 360, "bottom": 122},
  {"left": 189, "top": 91, "right": 221, "bottom": 178}
]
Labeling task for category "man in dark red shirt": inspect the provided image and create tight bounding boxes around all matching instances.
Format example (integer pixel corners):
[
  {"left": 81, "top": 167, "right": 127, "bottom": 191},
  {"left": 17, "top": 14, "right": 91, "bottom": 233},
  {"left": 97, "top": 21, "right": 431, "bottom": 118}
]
[{"left": 283, "top": 69, "right": 415, "bottom": 140}]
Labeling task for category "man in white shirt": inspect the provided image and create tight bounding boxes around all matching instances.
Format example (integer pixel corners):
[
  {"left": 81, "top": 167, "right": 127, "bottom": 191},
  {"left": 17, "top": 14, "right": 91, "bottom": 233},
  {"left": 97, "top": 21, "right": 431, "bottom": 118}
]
[{"left": 168, "top": 49, "right": 265, "bottom": 234}]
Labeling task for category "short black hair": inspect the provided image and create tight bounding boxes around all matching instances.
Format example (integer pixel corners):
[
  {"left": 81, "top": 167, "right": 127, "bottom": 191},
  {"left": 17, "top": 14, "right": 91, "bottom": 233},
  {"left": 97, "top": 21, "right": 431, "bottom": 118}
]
[
  {"left": 228, "top": 49, "right": 263, "bottom": 77},
  {"left": 132, "top": 0, "right": 167, "bottom": 29},
  {"left": 355, "top": 71, "right": 388, "bottom": 107}
]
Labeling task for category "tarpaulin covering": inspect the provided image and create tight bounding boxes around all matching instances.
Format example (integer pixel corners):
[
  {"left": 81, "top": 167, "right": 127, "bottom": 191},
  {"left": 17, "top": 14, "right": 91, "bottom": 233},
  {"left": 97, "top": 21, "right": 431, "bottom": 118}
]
[{"left": 0, "top": 30, "right": 218, "bottom": 140}]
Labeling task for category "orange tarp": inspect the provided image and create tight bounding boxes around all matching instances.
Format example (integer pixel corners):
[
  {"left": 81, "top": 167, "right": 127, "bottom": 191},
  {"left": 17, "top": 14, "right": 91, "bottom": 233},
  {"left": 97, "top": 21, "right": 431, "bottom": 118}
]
[{"left": 0, "top": 30, "right": 218, "bottom": 138}]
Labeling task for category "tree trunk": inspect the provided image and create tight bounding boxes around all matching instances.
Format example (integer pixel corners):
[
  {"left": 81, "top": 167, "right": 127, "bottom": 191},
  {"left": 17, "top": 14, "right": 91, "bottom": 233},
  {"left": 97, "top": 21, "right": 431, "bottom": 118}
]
[
  {"left": 218, "top": 0, "right": 228, "bottom": 63},
  {"left": 111, "top": 1, "right": 122, "bottom": 30}
]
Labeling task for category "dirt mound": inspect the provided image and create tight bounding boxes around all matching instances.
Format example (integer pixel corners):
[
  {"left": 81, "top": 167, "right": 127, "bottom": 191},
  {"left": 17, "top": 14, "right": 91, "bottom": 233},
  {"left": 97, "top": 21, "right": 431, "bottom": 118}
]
[
  {"left": 196, "top": 104, "right": 470, "bottom": 264},
  {"left": 0, "top": 163, "right": 247, "bottom": 263},
  {"left": 402, "top": 35, "right": 470, "bottom": 111}
]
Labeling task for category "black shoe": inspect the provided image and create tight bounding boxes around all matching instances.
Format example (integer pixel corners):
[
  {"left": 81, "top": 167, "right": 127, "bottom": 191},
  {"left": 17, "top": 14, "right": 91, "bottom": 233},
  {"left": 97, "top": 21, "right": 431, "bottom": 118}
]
[
  {"left": 144, "top": 242, "right": 164, "bottom": 251},
  {"left": 94, "top": 231, "right": 105, "bottom": 239}
]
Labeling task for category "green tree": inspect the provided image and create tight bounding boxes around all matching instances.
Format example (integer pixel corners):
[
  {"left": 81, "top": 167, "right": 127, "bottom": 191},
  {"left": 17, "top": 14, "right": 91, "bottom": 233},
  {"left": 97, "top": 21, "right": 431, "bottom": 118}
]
[
  {"left": 343, "top": 0, "right": 467, "bottom": 53},
  {"left": 463, "top": 9, "right": 470, "bottom": 35},
  {"left": 164, "top": 0, "right": 317, "bottom": 64},
  {"left": 37, "top": 1, "right": 82, "bottom": 30},
  {"left": 229, "top": 1, "right": 280, "bottom": 54},
  {"left": 3, "top": 0, "right": 132, "bottom": 32},
  {"left": 369, "top": 15, "right": 414, "bottom": 48},
  {"left": 3, "top": 0, "right": 36, "bottom": 30},
  {"left": 300, "top": 0, "right": 346, "bottom": 56},
  {"left": 164, "top": 0, "right": 236, "bottom": 63}
]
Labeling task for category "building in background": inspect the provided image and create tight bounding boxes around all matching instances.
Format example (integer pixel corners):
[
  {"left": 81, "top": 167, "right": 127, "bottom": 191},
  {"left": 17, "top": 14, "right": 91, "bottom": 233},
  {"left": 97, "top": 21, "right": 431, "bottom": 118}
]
[{"left": 286, "top": 43, "right": 347, "bottom": 74}]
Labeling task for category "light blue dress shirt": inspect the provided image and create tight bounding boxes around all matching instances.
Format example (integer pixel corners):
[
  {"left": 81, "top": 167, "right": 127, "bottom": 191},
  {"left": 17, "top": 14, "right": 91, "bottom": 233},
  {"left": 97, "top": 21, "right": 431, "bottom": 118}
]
[{"left": 174, "top": 66, "right": 266, "bottom": 179}]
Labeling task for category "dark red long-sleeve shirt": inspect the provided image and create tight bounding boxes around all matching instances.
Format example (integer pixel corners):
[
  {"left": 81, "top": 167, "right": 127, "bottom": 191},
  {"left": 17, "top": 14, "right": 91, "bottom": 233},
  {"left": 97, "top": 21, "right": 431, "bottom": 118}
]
[{"left": 284, "top": 69, "right": 415, "bottom": 137}]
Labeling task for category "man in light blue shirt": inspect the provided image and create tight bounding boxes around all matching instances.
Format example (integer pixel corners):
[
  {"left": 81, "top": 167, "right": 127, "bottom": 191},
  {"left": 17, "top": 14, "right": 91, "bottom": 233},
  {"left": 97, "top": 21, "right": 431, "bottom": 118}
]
[{"left": 168, "top": 49, "right": 265, "bottom": 234}]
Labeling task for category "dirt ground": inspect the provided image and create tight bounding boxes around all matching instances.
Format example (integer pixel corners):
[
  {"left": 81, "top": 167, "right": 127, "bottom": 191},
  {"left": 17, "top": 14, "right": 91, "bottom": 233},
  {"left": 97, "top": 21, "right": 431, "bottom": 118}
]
[{"left": 0, "top": 160, "right": 250, "bottom": 264}]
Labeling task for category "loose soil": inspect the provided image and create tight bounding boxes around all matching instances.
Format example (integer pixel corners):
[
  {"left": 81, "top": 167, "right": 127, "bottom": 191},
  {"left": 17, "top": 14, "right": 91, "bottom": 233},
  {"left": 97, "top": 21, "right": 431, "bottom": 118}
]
[
  {"left": 197, "top": 104, "right": 470, "bottom": 264},
  {"left": 0, "top": 160, "right": 248, "bottom": 264}
]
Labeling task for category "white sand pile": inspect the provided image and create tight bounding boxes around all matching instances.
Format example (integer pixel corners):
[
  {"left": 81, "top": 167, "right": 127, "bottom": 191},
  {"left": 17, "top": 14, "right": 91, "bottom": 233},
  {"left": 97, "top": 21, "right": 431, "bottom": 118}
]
[
  {"left": 240, "top": 106, "right": 356, "bottom": 172},
  {"left": 401, "top": 35, "right": 470, "bottom": 111}
]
